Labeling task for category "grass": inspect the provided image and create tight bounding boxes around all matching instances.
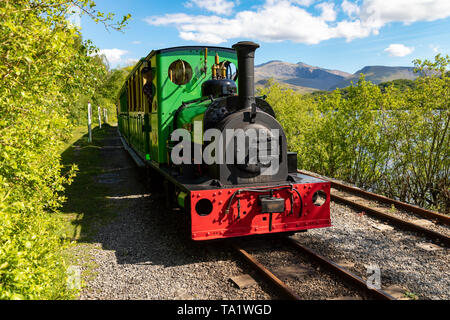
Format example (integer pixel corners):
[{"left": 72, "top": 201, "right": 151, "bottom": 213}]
[
  {"left": 58, "top": 124, "right": 120, "bottom": 242},
  {"left": 59, "top": 126, "right": 89, "bottom": 154},
  {"left": 404, "top": 291, "right": 419, "bottom": 300},
  {"left": 55, "top": 124, "right": 124, "bottom": 298},
  {"left": 61, "top": 242, "right": 100, "bottom": 294}
]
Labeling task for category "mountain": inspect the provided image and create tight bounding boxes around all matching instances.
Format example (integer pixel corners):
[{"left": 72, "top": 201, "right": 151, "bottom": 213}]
[
  {"left": 255, "top": 60, "right": 352, "bottom": 93},
  {"left": 254, "top": 61, "right": 419, "bottom": 92},
  {"left": 331, "top": 66, "right": 418, "bottom": 90}
]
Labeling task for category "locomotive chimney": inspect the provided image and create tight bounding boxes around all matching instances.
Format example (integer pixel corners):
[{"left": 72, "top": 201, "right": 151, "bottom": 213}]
[{"left": 232, "top": 41, "right": 260, "bottom": 110}]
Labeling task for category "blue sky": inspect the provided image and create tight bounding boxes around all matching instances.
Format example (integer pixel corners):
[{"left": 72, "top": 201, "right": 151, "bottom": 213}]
[{"left": 78, "top": 0, "right": 450, "bottom": 73}]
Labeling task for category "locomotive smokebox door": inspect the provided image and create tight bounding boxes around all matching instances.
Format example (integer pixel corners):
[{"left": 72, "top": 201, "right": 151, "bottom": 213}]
[{"left": 260, "top": 196, "right": 285, "bottom": 213}]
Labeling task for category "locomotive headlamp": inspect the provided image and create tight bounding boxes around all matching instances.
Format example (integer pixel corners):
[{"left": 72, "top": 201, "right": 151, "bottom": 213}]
[{"left": 260, "top": 196, "right": 285, "bottom": 213}]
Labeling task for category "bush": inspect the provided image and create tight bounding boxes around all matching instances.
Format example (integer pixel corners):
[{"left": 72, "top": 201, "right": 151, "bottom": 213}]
[{"left": 0, "top": 0, "right": 129, "bottom": 299}]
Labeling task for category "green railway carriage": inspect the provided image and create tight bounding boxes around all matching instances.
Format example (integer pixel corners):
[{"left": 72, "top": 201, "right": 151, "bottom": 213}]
[
  {"left": 117, "top": 42, "right": 331, "bottom": 241},
  {"left": 117, "top": 46, "right": 238, "bottom": 165}
]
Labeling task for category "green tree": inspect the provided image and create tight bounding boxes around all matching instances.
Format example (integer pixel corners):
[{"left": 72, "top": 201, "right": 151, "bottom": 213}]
[
  {"left": 382, "top": 55, "right": 449, "bottom": 210},
  {"left": 260, "top": 54, "right": 449, "bottom": 213},
  {"left": 0, "top": 0, "right": 129, "bottom": 299}
]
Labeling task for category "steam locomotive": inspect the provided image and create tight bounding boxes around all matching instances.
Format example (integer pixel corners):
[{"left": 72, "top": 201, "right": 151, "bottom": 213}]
[{"left": 117, "top": 41, "right": 331, "bottom": 241}]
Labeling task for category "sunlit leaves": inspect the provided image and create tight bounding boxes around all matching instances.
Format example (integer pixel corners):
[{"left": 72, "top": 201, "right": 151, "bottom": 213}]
[{"left": 0, "top": 0, "right": 130, "bottom": 300}]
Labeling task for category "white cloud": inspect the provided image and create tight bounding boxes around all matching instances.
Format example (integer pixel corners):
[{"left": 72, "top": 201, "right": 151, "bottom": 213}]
[
  {"left": 315, "top": 2, "right": 336, "bottom": 22},
  {"left": 342, "top": 0, "right": 359, "bottom": 18},
  {"left": 290, "top": 0, "right": 316, "bottom": 6},
  {"left": 184, "top": 0, "right": 237, "bottom": 15},
  {"left": 430, "top": 44, "right": 440, "bottom": 53},
  {"left": 360, "top": 0, "right": 450, "bottom": 27},
  {"left": 131, "top": 41, "right": 142, "bottom": 45},
  {"left": 146, "top": 0, "right": 450, "bottom": 44},
  {"left": 146, "top": 1, "right": 338, "bottom": 44},
  {"left": 299, "top": 0, "right": 316, "bottom": 5},
  {"left": 126, "top": 58, "right": 139, "bottom": 66},
  {"left": 99, "top": 49, "right": 129, "bottom": 64},
  {"left": 384, "top": 44, "right": 414, "bottom": 57}
]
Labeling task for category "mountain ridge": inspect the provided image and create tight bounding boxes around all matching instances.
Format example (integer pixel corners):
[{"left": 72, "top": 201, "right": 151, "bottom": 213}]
[{"left": 254, "top": 60, "right": 418, "bottom": 92}]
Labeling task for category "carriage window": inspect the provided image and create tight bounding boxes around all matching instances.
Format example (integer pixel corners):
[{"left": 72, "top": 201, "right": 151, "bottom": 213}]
[{"left": 168, "top": 60, "right": 192, "bottom": 85}]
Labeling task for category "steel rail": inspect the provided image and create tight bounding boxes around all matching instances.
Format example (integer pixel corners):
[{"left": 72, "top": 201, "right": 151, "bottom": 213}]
[
  {"left": 232, "top": 244, "right": 302, "bottom": 300},
  {"left": 331, "top": 193, "right": 450, "bottom": 247},
  {"left": 285, "top": 238, "right": 395, "bottom": 300},
  {"left": 298, "top": 170, "right": 450, "bottom": 226}
]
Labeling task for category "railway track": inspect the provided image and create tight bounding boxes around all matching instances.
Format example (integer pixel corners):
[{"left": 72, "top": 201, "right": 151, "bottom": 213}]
[
  {"left": 232, "top": 239, "right": 396, "bottom": 300},
  {"left": 232, "top": 172, "right": 449, "bottom": 300},
  {"left": 232, "top": 243, "right": 302, "bottom": 300},
  {"left": 298, "top": 170, "right": 450, "bottom": 247}
]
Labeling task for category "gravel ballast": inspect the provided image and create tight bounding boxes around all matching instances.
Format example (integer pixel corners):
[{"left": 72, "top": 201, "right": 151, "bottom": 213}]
[
  {"left": 292, "top": 202, "right": 450, "bottom": 300},
  {"left": 72, "top": 127, "right": 449, "bottom": 300}
]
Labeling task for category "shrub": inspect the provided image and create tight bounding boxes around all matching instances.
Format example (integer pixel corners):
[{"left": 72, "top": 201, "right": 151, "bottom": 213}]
[
  {"left": 0, "top": 0, "right": 129, "bottom": 299},
  {"left": 260, "top": 55, "right": 449, "bottom": 213}
]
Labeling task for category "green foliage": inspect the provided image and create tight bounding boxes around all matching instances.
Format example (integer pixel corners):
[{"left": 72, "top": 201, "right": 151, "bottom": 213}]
[
  {"left": 311, "top": 78, "right": 416, "bottom": 98},
  {"left": 259, "top": 55, "right": 449, "bottom": 213},
  {"left": 70, "top": 67, "right": 130, "bottom": 126},
  {"left": 378, "top": 79, "right": 416, "bottom": 92},
  {"left": 404, "top": 291, "right": 419, "bottom": 300},
  {"left": 0, "top": 0, "right": 130, "bottom": 299}
]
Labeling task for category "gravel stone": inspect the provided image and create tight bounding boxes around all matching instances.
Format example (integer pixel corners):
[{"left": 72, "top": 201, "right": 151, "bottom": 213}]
[{"left": 292, "top": 202, "right": 450, "bottom": 300}]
